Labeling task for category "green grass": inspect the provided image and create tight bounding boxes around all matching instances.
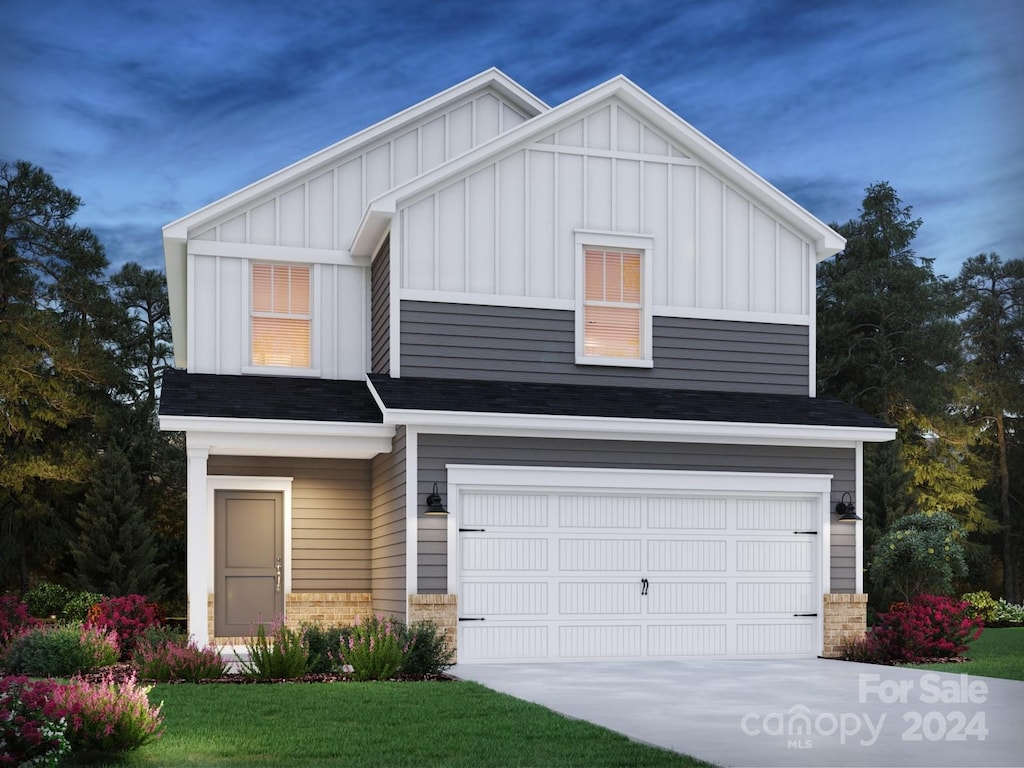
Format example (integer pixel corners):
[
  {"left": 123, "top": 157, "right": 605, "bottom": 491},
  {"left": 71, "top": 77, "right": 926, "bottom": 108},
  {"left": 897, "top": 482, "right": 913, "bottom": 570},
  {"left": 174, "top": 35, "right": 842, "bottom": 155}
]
[
  {"left": 66, "top": 681, "right": 715, "bottom": 767},
  {"left": 904, "top": 627, "right": 1024, "bottom": 681}
]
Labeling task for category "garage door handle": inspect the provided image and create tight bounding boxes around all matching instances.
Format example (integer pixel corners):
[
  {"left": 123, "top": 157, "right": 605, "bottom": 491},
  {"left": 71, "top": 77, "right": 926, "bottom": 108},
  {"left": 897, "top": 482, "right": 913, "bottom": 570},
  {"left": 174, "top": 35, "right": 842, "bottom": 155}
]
[
  {"left": 459, "top": 617, "right": 486, "bottom": 621},
  {"left": 793, "top": 531, "right": 818, "bottom": 535},
  {"left": 641, "top": 578, "right": 649, "bottom": 595},
  {"left": 793, "top": 613, "right": 818, "bottom": 617},
  {"left": 459, "top": 528, "right": 486, "bottom": 532}
]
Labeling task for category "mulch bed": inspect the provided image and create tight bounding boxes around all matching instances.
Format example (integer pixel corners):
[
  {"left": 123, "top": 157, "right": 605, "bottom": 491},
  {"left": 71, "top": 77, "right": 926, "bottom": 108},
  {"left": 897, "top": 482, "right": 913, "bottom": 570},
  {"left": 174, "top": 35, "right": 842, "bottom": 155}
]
[{"left": 76, "top": 663, "right": 453, "bottom": 685}]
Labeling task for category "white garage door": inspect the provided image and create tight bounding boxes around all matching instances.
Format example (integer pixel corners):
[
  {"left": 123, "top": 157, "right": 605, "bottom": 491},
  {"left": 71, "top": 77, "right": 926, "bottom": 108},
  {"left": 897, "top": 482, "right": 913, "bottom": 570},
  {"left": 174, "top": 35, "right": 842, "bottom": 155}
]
[{"left": 450, "top": 467, "right": 830, "bottom": 663}]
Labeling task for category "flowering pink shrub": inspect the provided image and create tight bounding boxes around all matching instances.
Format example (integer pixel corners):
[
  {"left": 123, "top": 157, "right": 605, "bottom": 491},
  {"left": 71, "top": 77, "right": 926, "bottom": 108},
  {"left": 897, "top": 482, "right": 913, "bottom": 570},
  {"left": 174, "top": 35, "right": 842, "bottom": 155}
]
[
  {"left": 0, "top": 676, "right": 70, "bottom": 767},
  {"left": 335, "top": 614, "right": 412, "bottom": 681},
  {"left": 0, "top": 595, "right": 37, "bottom": 649},
  {"left": 51, "top": 671, "right": 164, "bottom": 753},
  {"left": 134, "top": 635, "right": 226, "bottom": 682},
  {"left": 846, "top": 594, "right": 983, "bottom": 664},
  {"left": 86, "top": 595, "right": 162, "bottom": 660}
]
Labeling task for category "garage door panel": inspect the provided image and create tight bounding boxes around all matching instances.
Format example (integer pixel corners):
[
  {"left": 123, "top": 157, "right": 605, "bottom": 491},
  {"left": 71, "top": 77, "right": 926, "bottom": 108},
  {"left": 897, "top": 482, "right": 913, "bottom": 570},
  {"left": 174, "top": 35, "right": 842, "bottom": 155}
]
[
  {"left": 462, "top": 536, "right": 548, "bottom": 570},
  {"left": 736, "top": 540, "right": 814, "bottom": 572},
  {"left": 647, "top": 582, "right": 727, "bottom": 614},
  {"left": 456, "top": 476, "right": 823, "bottom": 662},
  {"left": 462, "top": 582, "right": 548, "bottom": 615},
  {"left": 647, "top": 497, "right": 727, "bottom": 529},
  {"left": 461, "top": 492, "right": 548, "bottom": 527},
  {"left": 559, "top": 624, "right": 642, "bottom": 657},
  {"left": 647, "top": 539, "right": 727, "bottom": 571},
  {"left": 737, "top": 622, "right": 815, "bottom": 655},
  {"left": 647, "top": 624, "right": 727, "bottom": 656},
  {"left": 736, "top": 498, "right": 817, "bottom": 530},
  {"left": 560, "top": 582, "right": 641, "bottom": 615},
  {"left": 558, "top": 496, "right": 641, "bottom": 528},
  {"left": 736, "top": 582, "right": 816, "bottom": 613},
  {"left": 461, "top": 625, "right": 548, "bottom": 661},
  {"left": 559, "top": 538, "right": 640, "bottom": 570}
]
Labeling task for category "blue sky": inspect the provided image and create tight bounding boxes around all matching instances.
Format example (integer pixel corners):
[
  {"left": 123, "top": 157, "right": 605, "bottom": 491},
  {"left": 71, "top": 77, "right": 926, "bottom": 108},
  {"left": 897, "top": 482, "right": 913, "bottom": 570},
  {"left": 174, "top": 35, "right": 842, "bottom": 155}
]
[{"left": 2, "top": 0, "right": 1021, "bottom": 279}]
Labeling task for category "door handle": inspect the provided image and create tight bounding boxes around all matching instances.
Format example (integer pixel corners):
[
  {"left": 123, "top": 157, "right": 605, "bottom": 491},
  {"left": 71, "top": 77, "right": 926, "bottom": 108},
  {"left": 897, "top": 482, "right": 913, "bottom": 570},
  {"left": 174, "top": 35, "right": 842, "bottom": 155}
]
[
  {"left": 275, "top": 557, "right": 282, "bottom": 593},
  {"left": 641, "top": 578, "right": 649, "bottom": 596}
]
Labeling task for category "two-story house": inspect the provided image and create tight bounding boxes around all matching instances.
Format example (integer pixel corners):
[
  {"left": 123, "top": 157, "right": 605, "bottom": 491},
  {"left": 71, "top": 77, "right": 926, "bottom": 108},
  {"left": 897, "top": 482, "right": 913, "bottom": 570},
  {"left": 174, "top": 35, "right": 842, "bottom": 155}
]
[{"left": 159, "top": 69, "right": 894, "bottom": 662}]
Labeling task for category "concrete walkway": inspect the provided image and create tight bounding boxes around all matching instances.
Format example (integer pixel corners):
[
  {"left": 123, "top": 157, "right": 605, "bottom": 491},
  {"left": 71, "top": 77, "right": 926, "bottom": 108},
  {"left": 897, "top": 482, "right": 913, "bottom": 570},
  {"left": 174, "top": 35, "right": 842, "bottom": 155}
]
[{"left": 452, "top": 659, "right": 1024, "bottom": 767}]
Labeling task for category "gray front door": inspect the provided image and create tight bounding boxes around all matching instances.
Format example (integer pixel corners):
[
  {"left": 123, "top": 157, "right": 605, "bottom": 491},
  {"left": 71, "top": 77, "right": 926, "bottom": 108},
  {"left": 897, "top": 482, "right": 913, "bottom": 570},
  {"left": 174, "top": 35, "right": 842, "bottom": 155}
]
[{"left": 214, "top": 490, "right": 284, "bottom": 637}]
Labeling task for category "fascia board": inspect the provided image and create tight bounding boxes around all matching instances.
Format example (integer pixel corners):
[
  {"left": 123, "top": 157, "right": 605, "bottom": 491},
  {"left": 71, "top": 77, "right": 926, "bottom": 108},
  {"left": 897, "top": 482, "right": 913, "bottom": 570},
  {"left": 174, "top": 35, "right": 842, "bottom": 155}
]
[
  {"left": 366, "top": 74, "right": 844, "bottom": 260},
  {"left": 163, "top": 236, "right": 188, "bottom": 368},
  {"left": 376, "top": 407, "right": 896, "bottom": 445},
  {"left": 162, "top": 68, "right": 547, "bottom": 240},
  {"left": 159, "top": 414, "right": 394, "bottom": 440}
]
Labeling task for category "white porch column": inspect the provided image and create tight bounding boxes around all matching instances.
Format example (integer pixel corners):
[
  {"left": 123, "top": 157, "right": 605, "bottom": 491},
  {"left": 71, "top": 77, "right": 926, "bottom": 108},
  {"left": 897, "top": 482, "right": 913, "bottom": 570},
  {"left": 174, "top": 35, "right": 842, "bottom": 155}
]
[{"left": 186, "top": 443, "right": 210, "bottom": 647}]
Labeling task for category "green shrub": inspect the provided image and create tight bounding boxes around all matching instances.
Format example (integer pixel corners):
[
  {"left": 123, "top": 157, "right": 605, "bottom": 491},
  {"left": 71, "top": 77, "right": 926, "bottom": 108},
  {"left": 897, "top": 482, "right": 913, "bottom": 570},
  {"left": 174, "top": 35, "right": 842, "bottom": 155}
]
[
  {"left": 994, "top": 598, "right": 1024, "bottom": 626},
  {"left": 240, "top": 619, "right": 308, "bottom": 680},
  {"left": 868, "top": 512, "right": 968, "bottom": 605},
  {"left": 301, "top": 623, "right": 351, "bottom": 674},
  {"left": 400, "top": 620, "right": 454, "bottom": 676},
  {"left": 337, "top": 614, "right": 409, "bottom": 681},
  {"left": 62, "top": 590, "right": 106, "bottom": 621},
  {"left": 24, "top": 582, "right": 71, "bottom": 619},
  {"left": 4, "top": 622, "right": 119, "bottom": 677},
  {"left": 961, "top": 590, "right": 999, "bottom": 623}
]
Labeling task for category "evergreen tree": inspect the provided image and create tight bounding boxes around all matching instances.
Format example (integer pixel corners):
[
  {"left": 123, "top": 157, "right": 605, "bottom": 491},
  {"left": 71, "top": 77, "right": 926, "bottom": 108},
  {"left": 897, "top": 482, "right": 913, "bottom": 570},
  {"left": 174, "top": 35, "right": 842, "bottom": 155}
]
[
  {"left": 817, "top": 183, "right": 990, "bottom": 559},
  {"left": 957, "top": 253, "right": 1024, "bottom": 600},
  {"left": 0, "top": 161, "right": 124, "bottom": 592},
  {"left": 70, "top": 441, "right": 165, "bottom": 600}
]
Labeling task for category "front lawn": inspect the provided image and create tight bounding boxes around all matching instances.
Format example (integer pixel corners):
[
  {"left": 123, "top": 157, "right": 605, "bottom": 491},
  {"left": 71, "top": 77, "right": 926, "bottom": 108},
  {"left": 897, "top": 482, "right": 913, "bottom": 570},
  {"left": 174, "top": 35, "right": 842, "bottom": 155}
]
[
  {"left": 905, "top": 627, "right": 1024, "bottom": 681},
  {"left": 66, "top": 681, "right": 715, "bottom": 767}
]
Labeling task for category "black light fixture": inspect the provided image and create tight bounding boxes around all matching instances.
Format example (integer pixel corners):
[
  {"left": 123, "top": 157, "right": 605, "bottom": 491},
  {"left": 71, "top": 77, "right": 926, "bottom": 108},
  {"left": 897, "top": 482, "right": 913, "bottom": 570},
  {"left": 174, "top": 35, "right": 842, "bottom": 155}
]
[
  {"left": 424, "top": 482, "right": 448, "bottom": 516},
  {"left": 836, "top": 491, "right": 861, "bottom": 522}
]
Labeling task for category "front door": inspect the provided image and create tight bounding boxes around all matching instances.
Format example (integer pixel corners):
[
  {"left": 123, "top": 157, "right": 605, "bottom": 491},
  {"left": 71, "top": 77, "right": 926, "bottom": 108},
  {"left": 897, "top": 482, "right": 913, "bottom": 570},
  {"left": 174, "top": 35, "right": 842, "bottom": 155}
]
[{"left": 214, "top": 490, "right": 284, "bottom": 637}]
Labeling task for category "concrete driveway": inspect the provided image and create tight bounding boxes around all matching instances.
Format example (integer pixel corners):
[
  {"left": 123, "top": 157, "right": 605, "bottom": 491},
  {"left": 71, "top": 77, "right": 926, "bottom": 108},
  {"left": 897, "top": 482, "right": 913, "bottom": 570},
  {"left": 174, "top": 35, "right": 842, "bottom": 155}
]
[{"left": 452, "top": 659, "right": 1024, "bottom": 767}]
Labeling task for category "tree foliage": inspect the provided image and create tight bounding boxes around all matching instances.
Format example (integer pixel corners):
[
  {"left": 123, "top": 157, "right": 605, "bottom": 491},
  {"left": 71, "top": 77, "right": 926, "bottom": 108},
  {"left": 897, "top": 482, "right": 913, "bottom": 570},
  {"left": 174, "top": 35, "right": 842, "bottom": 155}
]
[
  {"left": 70, "top": 441, "right": 165, "bottom": 599},
  {"left": 868, "top": 512, "right": 969, "bottom": 606},
  {"left": 956, "top": 253, "right": 1024, "bottom": 600},
  {"left": 818, "top": 182, "right": 991, "bottom": 547},
  {"left": 0, "top": 161, "right": 183, "bottom": 606},
  {"left": 0, "top": 161, "right": 123, "bottom": 591}
]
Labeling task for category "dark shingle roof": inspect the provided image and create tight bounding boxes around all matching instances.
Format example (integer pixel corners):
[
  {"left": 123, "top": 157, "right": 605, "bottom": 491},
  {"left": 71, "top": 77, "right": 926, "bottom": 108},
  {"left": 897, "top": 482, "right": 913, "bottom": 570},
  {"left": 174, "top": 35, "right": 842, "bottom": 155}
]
[
  {"left": 368, "top": 375, "right": 890, "bottom": 429},
  {"left": 160, "top": 369, "right": 383, "bottom": 423}
]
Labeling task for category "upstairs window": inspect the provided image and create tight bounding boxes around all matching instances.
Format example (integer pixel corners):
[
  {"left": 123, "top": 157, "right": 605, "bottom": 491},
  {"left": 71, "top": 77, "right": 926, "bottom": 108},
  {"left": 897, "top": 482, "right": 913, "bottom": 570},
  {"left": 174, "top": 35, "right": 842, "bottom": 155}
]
[
  {"left": 584, "top": 248, "right": 642, "bottom": 358},
  {"left": 251, "top": 263, "right": 311, "bottom": 368},
  {"left": 575, "top": 232, "right": 653, "bottom": 367}
]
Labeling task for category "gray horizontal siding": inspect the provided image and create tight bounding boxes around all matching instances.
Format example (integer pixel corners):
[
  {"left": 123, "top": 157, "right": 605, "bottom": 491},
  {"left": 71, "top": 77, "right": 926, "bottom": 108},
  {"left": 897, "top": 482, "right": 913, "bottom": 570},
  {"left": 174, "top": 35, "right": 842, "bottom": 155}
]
[
  {"left": 207, "top": 456, "right": 371, "bottom": 591},
  {"left": 370, "top": 426, "right": 406, "bottom": 619},
  {"left": 416, "top": 435, "right": 856, "bottom": 594},
  {"left": 400, "top": 301, "right": 809, "bottom": 394},
  {"left": 370, "top": 237, "right": 390, "bottom": 375}
]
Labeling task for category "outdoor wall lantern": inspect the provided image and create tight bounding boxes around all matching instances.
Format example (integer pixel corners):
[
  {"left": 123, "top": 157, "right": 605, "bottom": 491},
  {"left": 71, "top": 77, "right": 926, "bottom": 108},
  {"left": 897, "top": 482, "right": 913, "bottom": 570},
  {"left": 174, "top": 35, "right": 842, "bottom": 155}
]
[
  {"left": 835, "top": 491, "right": 861, "bottom": 522},
  {"left": 424, "top": 482, "right": 449, "bottom": 516}
]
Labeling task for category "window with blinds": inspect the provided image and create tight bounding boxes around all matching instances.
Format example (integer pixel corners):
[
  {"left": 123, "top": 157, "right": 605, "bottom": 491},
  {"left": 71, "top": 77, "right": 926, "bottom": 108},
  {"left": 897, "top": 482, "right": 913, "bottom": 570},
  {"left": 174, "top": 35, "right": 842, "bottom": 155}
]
[
  {"left": 251, "top": 263, "right": 311, "bottom": 368},
  {"left": 583, "top": 248, "right": 642, "bottom": 358}
]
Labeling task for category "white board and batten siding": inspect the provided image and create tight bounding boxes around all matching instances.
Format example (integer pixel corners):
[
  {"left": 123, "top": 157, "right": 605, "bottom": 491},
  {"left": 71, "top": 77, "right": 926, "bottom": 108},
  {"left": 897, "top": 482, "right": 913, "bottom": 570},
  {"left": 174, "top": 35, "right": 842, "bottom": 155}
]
[
  {"left": 399, "top": 98, "right": 813, "bottom": 323},
  {"left": 447, "top": 466, "right": 831, "bottom": 663},
  {"left": 187, "top": 252, "right": 367, "bottom": 378},
  {"left": 185, "top": 89, "right": 532, "bottom": 378},
  {"left": 191, "top": 89, "right": 531, "bottom": 253}
]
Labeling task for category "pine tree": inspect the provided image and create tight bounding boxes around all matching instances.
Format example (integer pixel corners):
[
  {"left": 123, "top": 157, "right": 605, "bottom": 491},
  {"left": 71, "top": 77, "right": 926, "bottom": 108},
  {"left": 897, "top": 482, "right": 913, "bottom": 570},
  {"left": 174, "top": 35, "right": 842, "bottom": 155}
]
[{"left": 70, "top": 441, "right": 165, "bottom": 600}]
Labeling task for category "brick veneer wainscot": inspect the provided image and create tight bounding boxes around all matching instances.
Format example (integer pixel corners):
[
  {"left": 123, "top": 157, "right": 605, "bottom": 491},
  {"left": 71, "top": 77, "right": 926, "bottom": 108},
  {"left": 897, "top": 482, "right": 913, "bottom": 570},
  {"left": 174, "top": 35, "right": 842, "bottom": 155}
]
[{"left": 822, "top": 593, "right": 868, "bottom": 658}]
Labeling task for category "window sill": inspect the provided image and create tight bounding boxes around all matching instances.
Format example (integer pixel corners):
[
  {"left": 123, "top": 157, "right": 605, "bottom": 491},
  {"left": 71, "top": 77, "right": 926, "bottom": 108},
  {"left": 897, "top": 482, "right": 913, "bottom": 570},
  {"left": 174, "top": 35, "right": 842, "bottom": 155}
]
[
  {"left": 242, "top": 366, "right": 322, "bottom": 377},
  {"left": 575, "top": 355, "right": 654, "bottom": 369}
]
